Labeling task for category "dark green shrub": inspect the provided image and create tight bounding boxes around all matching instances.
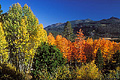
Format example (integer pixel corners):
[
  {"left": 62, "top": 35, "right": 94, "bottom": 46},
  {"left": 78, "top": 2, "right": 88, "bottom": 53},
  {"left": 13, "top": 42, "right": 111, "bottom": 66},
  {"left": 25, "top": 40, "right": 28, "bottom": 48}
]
[
  {"left": 0, "top": 63, "right": 25, "bottom": 80},
  {"left": 31, "top": 42, "right": 66, "bottom": 79}
]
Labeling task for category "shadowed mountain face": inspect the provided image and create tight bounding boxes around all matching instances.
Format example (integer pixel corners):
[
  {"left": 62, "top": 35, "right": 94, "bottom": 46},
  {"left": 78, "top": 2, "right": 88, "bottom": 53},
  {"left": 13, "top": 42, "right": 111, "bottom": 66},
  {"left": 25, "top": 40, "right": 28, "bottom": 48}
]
[{"left": 45, "top": 17, "right": 120, "bottom": 39}]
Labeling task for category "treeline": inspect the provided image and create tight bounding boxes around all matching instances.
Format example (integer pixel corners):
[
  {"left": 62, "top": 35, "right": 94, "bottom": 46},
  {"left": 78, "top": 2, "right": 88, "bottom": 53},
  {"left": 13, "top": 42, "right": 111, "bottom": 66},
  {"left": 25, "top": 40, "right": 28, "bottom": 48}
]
[{"left": 0, "top": 3, "right": 120, "bottom": 80}]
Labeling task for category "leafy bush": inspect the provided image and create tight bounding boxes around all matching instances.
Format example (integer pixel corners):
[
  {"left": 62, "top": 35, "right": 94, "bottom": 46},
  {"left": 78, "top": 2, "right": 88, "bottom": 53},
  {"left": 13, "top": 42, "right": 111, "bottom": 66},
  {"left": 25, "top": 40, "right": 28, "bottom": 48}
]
[
  {"left": 54, "top": 65, "right": 72, "bottom": 79},
  {"left": 105, "top": 66, "right": 120, "bottom": 79},
  {"left": 0, "top": 63, "right": 25, "bottom": 80},
  {"left": 31, "top": 65, "right": 72, "bottom": 80},
  {"left": 75, "top": 60, "right": 102, "bottom": 80},
  {"left": 33, "top": 68, "right": 53, "bottom": 80},
  {"left": 32, "top": 42, "right": 66, "bottom": 79}
]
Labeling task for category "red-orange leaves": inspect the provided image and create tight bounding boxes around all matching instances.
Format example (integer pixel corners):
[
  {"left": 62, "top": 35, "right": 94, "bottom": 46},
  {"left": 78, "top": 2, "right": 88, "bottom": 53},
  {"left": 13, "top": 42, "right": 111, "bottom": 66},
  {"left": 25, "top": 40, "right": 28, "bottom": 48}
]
[
  {"left": 47, "top": 29, "right": 120, "bottom": 64},
  {"left": 72, "top": 29, "right": 86, "bottom": 63},
  {"left": 55, "top": 35, "right": 71, "bottom": 59},
  {"left": 84, "top": 38, "right": 94, "bottom": 62}
]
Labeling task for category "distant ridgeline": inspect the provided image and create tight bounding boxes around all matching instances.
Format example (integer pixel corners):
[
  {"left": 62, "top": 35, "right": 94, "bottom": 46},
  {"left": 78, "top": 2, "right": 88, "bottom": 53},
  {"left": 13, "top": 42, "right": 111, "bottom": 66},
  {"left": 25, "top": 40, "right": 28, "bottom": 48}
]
[{"left": 45, "top": 17, "right": 120, "bottom": 41}]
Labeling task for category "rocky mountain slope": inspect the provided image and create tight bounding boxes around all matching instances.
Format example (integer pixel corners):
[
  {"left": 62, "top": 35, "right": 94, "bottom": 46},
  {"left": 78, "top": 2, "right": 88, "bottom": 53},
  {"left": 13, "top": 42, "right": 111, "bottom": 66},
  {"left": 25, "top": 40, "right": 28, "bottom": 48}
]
[{"left": 45, "top": 17, "right": 120, "bottom": 39}]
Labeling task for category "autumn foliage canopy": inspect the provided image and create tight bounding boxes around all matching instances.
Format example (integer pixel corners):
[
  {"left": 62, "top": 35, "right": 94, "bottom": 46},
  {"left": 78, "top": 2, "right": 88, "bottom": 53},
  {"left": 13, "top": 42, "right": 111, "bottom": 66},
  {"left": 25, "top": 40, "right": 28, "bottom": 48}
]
[{"left": 48, "top": 29, "right": 120, "bottom": 63}]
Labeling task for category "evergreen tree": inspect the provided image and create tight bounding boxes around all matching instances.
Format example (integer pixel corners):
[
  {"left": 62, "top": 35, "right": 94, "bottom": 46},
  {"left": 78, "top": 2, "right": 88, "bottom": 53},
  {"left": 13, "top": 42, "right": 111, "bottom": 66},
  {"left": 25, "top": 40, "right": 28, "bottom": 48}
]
[
  {"left": 0, "top": 4, "right": 3, "bottom": 15},
  {"left": 0, "top": 4, "right": 3, "bottom": 22},
  {"left": 32, "top": 42, "right": 66, "bottom": 79},
  {"left": 95, "top": 48, "right": 104, "bottom": 70},
  {"left": 112, "top": 50, "right": 120, "bottom": 67},
  {"left": 63, "top": 21, "right": 73, "bottom": 40}
]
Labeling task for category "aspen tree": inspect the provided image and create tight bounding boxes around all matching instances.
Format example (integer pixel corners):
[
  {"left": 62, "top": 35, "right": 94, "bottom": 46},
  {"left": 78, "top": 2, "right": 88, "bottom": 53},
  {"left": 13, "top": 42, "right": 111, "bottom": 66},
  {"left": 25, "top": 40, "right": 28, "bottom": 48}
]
[
  {"left": 3, "top": 3, "right": 48, "bottom": 72},
  {"left": 0, "top": 23, "right": 8, "bottom": 63}
]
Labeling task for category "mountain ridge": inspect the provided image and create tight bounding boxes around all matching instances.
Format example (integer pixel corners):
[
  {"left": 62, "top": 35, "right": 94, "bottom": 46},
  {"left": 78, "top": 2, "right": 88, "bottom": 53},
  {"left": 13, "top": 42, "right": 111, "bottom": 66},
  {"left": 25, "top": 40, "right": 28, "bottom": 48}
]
[
  {"left": 45, "top": 17, "right": 120, "bottom": 39},
  {"left": 45, "top": 18, "right": 93, "bottom": 28}
]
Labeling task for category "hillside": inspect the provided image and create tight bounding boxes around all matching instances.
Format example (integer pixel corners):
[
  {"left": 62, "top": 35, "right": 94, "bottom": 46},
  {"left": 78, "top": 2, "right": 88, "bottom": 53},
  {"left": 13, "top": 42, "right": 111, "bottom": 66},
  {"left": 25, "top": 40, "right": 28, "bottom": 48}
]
[{"left": 45, "top": 17, "right": 120, "bottom": 39}]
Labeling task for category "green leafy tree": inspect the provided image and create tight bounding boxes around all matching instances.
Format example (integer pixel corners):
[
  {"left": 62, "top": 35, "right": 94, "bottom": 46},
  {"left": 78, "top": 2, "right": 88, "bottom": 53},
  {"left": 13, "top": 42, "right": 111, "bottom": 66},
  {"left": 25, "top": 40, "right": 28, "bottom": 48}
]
[
  {"left": 3, "top": 3, "right": 24, "bottom": 70},
  {"left": 63, "top": 21, "right": 73, "bottom": 40},
  {"left": 2, "top": 3, "right": 47, "bottom": 72},
  {"left": 32, "top": 42, "right": 66, "bottom": 79},
  {"left": 95, "top": 48, "right": 104, "bottom": 70}
]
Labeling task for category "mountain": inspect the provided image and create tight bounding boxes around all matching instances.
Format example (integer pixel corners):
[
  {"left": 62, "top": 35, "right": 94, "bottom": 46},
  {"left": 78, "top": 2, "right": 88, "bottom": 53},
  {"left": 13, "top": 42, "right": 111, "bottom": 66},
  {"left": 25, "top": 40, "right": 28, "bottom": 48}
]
[
  {"left": 45, "top": 19, "right": 93, "bottom": 37},
  {"left": 45, "top": 17, "right": 120, "bottom": 39}
]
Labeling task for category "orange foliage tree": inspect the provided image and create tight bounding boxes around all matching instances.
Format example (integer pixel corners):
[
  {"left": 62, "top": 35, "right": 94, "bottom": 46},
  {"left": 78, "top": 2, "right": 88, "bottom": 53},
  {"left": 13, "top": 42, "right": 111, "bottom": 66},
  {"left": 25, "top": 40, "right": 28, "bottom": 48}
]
[
  {"left": 47, "top": 33, "right": 55, "bottom": 45},
  {"left": 55, "top": 35, "right": 71, "bottom": 60},
  {"left": 47, "top": 30, "right": 120, "bottom": 65},
  {"left": 70, "top": 29, "right": 86, "bottom": 63},
  {"left": 84, "top": 38, "right": 94, "bottom": 62},
  {"left": 92, "top": 38, "right": 115, "bottom": 61},
  {"left": 112, "top": 42, "right": 120, "bottom": 53}
]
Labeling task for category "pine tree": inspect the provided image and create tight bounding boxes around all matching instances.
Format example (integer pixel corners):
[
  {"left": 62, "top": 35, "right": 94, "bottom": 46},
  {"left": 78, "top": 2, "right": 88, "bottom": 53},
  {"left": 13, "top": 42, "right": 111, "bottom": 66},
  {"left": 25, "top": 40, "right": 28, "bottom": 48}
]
[
  {"left": 112, "top": 50, "right": 120, "bottom": 67},
  {"left": 63, "top": 21, "right": 73, "bottom": 40},
  {"left": 32, "top": 42, "right": 66, "bottom": 79},
  {"left": 0, "top": 4, "right": 3, "bottom": 22},
  {"left": 95, "top": 48, "right": 104, "bottom": 70},
  {"left": 0, "top": 4, "right": 3, "bottom": 15}
]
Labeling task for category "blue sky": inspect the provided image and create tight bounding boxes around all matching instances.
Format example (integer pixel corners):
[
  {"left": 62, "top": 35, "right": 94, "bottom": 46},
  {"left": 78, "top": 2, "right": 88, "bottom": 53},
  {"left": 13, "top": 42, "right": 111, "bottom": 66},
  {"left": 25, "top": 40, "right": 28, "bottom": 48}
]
[{"left": 1, "top": 0, "right": 120, "bottom": 27}]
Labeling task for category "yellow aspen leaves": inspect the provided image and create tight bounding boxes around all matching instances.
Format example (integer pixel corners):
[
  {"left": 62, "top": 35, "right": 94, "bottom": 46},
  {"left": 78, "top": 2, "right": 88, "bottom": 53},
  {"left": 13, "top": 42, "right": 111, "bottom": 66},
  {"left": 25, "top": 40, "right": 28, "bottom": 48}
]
[
  {"left": 0, "top": 23, "right": 8, "bottom": 63},
  {"left": 2, "top": 3, "right": 48, "bottom": 72}
]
